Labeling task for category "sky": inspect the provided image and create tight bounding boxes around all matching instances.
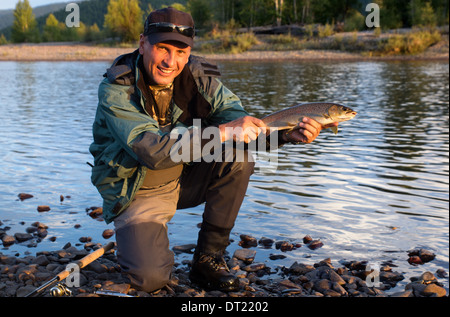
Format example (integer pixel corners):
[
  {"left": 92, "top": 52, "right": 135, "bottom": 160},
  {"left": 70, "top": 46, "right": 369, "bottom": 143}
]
[{"left": 0, "top": 0, "right": 74, "bottom": 10}]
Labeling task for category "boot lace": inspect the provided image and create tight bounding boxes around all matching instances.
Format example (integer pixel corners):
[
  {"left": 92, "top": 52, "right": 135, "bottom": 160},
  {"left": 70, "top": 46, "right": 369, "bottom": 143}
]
[{"left": 198, "top": 254, "right": 229, "bottom": 272}]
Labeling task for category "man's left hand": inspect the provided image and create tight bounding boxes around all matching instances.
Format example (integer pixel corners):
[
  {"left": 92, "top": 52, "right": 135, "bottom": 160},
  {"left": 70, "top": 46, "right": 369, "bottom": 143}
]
[{"left": 282, "top": 117, "right": 338, "bottom": 144}]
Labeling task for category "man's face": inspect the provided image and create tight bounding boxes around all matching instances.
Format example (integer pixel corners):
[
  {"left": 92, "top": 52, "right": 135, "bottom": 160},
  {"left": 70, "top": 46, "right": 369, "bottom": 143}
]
[{"left": 139, "top": 35, "right": 191, "bottom": 86}]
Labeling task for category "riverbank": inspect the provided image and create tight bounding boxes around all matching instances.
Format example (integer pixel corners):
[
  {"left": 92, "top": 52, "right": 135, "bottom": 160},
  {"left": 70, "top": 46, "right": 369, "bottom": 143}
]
[
  {"left": 0, "top": 36, "right": 448, "bottom": 62},
  {"left": 1, "top": 228, "right": 447, "bottom": 297}
]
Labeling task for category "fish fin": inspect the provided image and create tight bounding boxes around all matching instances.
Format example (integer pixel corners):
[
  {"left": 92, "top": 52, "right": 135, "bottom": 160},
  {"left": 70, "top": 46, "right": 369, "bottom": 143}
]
[{"left": 330, "top": 125, "right": 339, "bottom": 134}]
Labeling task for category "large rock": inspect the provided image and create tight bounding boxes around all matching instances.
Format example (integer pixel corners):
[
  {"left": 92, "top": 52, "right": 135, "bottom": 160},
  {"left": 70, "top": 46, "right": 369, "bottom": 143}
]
[{"left": 233, "top": 249, "right": 256, "bottom": 264}]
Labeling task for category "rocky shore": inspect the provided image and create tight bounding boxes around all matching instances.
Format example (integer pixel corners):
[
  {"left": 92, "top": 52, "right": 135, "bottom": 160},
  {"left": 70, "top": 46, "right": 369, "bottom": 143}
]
[{"left": 1, "top": 229, "right": 447, "bottom": 298}]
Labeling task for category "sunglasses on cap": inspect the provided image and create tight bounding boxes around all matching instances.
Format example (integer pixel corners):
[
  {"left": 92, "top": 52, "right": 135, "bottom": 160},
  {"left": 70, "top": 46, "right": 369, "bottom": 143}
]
[{"left": 145, "top": 22, "right": 195, "bottom": 39}]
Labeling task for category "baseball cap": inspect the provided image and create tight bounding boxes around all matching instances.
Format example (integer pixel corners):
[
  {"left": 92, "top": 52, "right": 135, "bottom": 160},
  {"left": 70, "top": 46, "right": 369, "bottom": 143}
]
[{"left": 143, "top": 7, "right": 195, "bottom": 47}]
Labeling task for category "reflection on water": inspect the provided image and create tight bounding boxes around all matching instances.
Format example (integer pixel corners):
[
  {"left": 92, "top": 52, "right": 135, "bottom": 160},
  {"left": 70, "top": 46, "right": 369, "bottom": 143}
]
[{"left": 0, "top": 60, "right": 448, "bottom": 292}]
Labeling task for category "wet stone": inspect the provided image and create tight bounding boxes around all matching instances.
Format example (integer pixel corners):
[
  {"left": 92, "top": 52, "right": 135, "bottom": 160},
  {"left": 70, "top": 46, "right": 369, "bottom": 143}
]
[
  {"left": 233, "top": 249, "right": 256, "bottom": 264},
  {"left": 1, "top": 235, "right": 15, "bottom": 246},
  {"left": 37, "top": 206, "right": 51, "bottom": 212},
  {"left": 102, "top": 229, "right": 115, "bottom": 239},
  {"left": 238, "top": 234, "right": 258, "bottom": 248},
  {"left": 303, "top": 235, "right": 313, "bottom": 244},
  {"left": 275, "top": 241, "right": 294, "bottom": 252},
  {"left": 421, "top": 284, "right": 447, "bottom": 297},
  {"left": 269, "top": 254, "right": 286, "bottom": 260},
  {"left": 288, "top": 262, "right": 315, "bottom": 275},
  {"left": 408, "top": 248, "right": 436, "bottom": 264},
  {"left": 307, "top": 240, "right": 324, "bottom": 250},
  {"left": 14, "top": 233, "right": 33, "bottom": 242},
  {"left": 31, "top": 255, "right": 50, "bottom": 266},
  {"left": 172, "top": 244, "right": 196, "bottom": 254},
  {"left": 258, "top": 237, "right": 274, "bottom": 247},
  {"left": 436, "top": 268, "right": 447, "bottom": 278},
  {"left": 18, "top": 193, "right": 34, "bottom": 201},
  {"left": 242, "top": 262, "right": 265, "bottom": 272}
]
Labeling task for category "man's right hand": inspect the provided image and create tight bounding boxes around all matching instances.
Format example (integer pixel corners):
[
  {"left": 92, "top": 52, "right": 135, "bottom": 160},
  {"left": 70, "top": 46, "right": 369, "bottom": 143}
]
[{"left": 218, "top": 116, "right": 267, "bottom": 143}]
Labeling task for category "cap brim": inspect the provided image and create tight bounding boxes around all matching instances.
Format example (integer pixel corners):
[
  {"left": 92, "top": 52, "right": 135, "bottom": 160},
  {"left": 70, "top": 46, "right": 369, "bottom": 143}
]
[{"left": 148, "top": 32, "right": 194, "bottom": 47}]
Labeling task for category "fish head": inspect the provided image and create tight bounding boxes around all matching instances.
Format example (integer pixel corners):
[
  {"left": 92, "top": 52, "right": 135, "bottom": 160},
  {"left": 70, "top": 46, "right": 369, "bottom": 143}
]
[{"left": 328, "top": 104, "right": 357, "bottom": 122}]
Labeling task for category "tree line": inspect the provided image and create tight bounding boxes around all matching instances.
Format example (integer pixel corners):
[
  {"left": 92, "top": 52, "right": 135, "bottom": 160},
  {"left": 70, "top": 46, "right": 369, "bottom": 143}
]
[{"left": 1, "top": 0, "right": 448, "bottom": 44}]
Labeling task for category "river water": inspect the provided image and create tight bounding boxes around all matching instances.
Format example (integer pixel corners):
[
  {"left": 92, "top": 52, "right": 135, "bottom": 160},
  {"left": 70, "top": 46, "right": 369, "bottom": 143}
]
[{"left": 0, "top": 59, "right": 448, "bottom": 293}]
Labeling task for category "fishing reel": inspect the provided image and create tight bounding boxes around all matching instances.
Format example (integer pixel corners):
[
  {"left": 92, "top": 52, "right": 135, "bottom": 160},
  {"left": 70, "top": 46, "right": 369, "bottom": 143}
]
[{"left": 49, "top": 283, "right": 73, "bottom": 297}]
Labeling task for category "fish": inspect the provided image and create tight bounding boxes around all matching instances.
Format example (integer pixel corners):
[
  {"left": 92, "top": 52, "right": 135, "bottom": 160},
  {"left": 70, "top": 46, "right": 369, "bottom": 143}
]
[{"left": 261, "top": 102, "right": 357, "bottom": 134}]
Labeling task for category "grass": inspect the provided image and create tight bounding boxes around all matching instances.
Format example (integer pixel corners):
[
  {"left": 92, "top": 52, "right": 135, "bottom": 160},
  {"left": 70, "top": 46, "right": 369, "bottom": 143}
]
[
  {"left": 195, "top": 27, "right": 445, "bottom": 57},
  {"left": 380, "top": 28, "right": 442, "bottom": 55},
  {"left": 198, "top": 30, "right": 260, "bottom": 54}
]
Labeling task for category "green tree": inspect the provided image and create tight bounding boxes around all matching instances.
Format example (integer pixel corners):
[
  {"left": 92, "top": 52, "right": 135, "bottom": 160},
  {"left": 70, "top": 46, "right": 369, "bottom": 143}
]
[
  {"left": 104, "top": 0, "right": 144, "bottom": 42},
  {"left": 375, "top": 0, "right": 403, "bottom": 30},
  {"left": 161, "top": 3, "right": 188, "bottom": 12},
  {"left": 43, "top": 13, "right": 61, "bottom": 42},
  {"left": 188, "top": 0, "right": 212, "bottom": 29},
  {"left": 145, "top": 3, "right": 154, "bottom": 15},
  {"left": 0, "top": 34, "right": 8, "bottom": 45},
  {"left": 11, "top": 0, "right": 40, "bottom": 43},
  {"left": 83, "top": 23, "right": 103, "bottom": 42},
  {"left": 411, "top": 1, "right": 437, "bottom": 27}
]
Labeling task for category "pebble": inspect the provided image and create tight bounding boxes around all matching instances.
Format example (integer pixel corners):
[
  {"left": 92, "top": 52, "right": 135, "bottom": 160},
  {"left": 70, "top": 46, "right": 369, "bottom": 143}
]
[
  {"left": 233, "top": 249, "right": 256, "bottom": 264},
  {"left": 87, "top": 207, "right": 103, "bottom": 220},
  {"left": 408, "top": 248, "right": 436, "bottom": 264},
  {"left": 275, "top": 241, "right": 295, "bottom": 251},
  {"left": 0, "top": 226, "right": 447, "bottom": 297},
  {"left": 303, "top": 235, "right": 313, "bottom": 244},
  {"left": 18, "top": 193, "right": 34, "bottom": 201},
  {"left": 242, "top": 262, "right": 265, "bottom": 272},
  {"left": 307, "top": 240, "right": 324, "bottom": 250},
  {"left": 102, "top": 229, "right": 115, "bottom": 239},
  {"left": 238, "top": 234, "right": 258, "bottom": 248},
  {"left": 172, "top": 244, "right": 196, "bottom": 254},
  {"left": 37, "top": 206, "right": 51, "bottom": 212},
  {"left": 258, "top": 237, "right": 274, "bottom": 247},
  {"left": 14, "top": 233, "right": 33, "bottom": 242},
  {"left": 1, "top": 235, "right": 15, "bottom": 246},
  {"left": 436, "top": 268, "right": 447, "bottom": 278}
]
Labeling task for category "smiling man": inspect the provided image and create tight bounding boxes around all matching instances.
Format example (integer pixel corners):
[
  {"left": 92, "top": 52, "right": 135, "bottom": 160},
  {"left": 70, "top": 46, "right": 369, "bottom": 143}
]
[{"left": 90, "top": 7, "right": 328, "bottom": 293}]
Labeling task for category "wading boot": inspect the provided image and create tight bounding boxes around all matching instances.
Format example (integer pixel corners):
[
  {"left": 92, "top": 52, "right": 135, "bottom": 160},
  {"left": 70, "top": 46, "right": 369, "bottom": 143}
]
[{"left": 189, "top": 251, "right": 239, "bottom": 292}]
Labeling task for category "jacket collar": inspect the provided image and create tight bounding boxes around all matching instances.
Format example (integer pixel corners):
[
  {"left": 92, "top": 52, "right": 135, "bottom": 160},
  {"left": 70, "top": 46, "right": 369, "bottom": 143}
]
[{"left": 134, "top": 52, "right": 211, "bottom": 127}]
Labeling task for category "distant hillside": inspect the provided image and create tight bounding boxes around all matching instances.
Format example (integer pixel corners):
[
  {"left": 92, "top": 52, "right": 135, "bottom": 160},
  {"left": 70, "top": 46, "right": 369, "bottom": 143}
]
[
  {"left": 0, "top": 2, "right": 74, "bottom": 30},
  {"left": 40, "top": 0, "right": 188, "bottom": 30},
  {"left": 1, "top": 0, "right": 187, "bottom": 39}
]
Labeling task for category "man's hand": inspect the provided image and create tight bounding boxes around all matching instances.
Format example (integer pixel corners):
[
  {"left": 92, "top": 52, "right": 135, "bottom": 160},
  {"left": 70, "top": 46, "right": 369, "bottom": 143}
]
[
  {"left": 282, "top": 117, "right": 338, "bottom": 144},
  {"left": 219, "top": 116, "right": 267, "bottom": 143}
]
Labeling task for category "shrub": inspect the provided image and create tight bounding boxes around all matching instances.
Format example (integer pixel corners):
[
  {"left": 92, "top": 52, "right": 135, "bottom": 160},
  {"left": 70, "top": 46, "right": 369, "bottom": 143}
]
[
  {"left": 230, "top": 32, "right": 259, "bottom": 53},
  {"left": 198, "top": 30, "right": 259, "bottom": 54},
  {"left": 318, "top": 23, "right": 334, "bottom": 38},
  {"left": 344, "top": 10, "right": 365, "bottom": 32},
  {"left": 381, "top": 29, "right": 441, "bottom": 55},
  {"left": 0, "top": 34, "right": 8, "bottom": 45}
]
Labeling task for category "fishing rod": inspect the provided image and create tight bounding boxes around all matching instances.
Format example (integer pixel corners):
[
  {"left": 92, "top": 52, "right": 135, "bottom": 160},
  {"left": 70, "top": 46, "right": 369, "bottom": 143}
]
[{"left": 24, "top": 242, "right": 115, "bottom": 297}]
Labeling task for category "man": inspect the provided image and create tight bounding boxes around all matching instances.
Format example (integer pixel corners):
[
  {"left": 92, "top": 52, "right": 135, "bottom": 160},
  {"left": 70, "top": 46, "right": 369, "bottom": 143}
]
[{"left": 90, "top": 7, "right": 332, "bottom": 293}]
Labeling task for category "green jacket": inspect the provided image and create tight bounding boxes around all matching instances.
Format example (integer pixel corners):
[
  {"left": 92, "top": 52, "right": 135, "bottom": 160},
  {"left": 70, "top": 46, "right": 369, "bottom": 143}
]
[{"left": 89, "top": 50, "right": 248, "bottom": 223}]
